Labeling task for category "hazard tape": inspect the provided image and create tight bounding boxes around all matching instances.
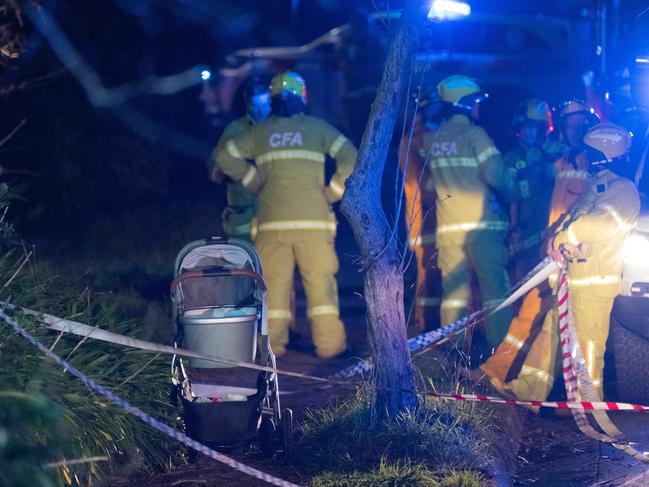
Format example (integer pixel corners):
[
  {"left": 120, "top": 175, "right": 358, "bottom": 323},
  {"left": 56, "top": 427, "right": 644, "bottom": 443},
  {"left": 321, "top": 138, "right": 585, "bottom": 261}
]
[
  {"left": 425, "top": 390, "right": 649, "bottom": 412},
  {"left": 0, "top": 309, "right": 301, "bottom": 487},
  {"left": 556, "top": 269, "right": 649, "bottom": 462},
  {"left": 7, "top": 294, "right": 649, "bottom": 483},
  {"left": 10, "top": 301, "right": 649, "bottom": 414},
  {"left": 557, "top": 270, "right": 623, "bottom": 438},
  {"left": 12, "top": 298, "right": 649, "bottom": 414},
  {"left": 331, "top": 258, "right": 559, "bottom": 380},
  {"left": 1, "top": 302, "right": 337, "bottom": 386},
  {"left": 8, "top": 282, "right": 649, "bottom": 415}
]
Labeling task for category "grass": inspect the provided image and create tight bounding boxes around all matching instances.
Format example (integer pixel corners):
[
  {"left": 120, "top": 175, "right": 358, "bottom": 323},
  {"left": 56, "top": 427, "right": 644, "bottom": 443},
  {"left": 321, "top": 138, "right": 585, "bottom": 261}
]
[
  {"left": 311, "top": 460, "right": 485, "bottom": 487},
  {"left": 295, "top": 386, "right": 492, "bottom": 487},
  {"left": 0, "top": 295, "right": 179, "bottom": 484},
  {"left": 0, "top": 198, "right": 181, "bottom": 486}
]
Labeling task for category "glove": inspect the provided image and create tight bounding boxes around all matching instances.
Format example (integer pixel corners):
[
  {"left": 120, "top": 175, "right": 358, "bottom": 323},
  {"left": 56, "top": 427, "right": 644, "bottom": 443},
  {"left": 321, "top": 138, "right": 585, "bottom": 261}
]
[{"left": 559, "top": 242, "right": 591, "bottom": 262}]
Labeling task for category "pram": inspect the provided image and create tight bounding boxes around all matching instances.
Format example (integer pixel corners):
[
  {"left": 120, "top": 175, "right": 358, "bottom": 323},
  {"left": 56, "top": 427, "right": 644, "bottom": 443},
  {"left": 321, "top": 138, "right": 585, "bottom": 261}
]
[{"left": 170, "top": 237, "right": 292, "bottom": 460}]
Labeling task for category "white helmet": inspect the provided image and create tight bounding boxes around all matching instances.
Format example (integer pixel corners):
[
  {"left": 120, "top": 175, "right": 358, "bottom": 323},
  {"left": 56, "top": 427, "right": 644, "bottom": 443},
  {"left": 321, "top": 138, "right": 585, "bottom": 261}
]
[{"left": 583, "top": 123, "right": 632, "bottom": 160}]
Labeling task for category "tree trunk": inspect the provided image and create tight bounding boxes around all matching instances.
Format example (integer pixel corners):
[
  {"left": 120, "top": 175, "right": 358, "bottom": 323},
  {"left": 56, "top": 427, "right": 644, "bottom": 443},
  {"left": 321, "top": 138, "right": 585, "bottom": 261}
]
[{"left": 340, "top": 4, "right": 427, "bottom": 425}]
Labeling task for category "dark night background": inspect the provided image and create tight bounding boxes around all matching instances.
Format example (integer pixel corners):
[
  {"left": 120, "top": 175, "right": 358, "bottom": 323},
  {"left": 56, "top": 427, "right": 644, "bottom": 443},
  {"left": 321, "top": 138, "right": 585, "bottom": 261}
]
[{"left": 2, "top": 0, "right": 649, "bottom": 325}]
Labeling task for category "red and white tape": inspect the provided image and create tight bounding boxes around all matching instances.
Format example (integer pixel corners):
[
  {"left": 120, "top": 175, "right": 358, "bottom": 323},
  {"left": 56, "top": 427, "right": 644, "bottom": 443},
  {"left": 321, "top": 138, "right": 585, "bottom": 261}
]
[
  {"left": 8, "top": 292, "right": 649, "bottom": 468},
  {"left": 425, "top": 390, "right": 649, "bottom": 412},
  {"left": 0, "top": 309, "right": 301, "bottom": 487},
  {"left": 556, "top": 268, "right": 648, "bottom": 462},
  {"left": 12, "top": 301, "right": 649, "bottom": 416}
]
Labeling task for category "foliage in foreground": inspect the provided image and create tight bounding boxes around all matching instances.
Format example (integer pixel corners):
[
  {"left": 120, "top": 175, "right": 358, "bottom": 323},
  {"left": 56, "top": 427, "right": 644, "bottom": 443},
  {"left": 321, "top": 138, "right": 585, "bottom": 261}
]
[
  {"left": 295, "top": 388, "right": 492, "bottom": 487},
  {"left": 0, "top": 391, "right": 63, "bottom": 487},
  {"left": 0, "top": 242, "right": 178, "bottom": 483}
]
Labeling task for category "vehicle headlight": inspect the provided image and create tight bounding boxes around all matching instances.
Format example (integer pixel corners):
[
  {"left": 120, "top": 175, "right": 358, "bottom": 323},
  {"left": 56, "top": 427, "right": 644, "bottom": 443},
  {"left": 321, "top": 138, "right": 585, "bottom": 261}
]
[{"left": 623, "top": 234, "right": 649, "bottom": 265}]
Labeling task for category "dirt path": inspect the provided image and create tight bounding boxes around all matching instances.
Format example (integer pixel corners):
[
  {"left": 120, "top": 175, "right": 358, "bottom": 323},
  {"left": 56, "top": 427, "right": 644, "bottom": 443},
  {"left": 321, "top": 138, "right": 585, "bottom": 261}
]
[
  {"left": 513, "top": 411, "right": 649, "bottom": 486},
  {"left": 121, "top": 348, "right": 363, "bottom": 487}
]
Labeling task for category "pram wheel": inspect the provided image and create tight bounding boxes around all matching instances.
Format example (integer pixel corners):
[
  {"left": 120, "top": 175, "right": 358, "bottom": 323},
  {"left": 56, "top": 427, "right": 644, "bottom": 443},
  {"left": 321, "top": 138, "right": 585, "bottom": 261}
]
[
  {"left": 281, "top": 408, "right": 294, "bottom": 463},
  {"left": 260, "top": 416, "right": 276, "bottom": 458}
]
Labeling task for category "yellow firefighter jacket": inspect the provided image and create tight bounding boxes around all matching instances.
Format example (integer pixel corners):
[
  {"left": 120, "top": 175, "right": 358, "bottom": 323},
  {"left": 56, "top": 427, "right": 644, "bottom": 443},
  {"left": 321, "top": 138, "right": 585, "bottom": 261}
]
[
  {"left": 424, "top": 114, "right": 514, "bottom": 247},
  {"left": 553, "top": 169, "right": 640, "bottom": 298},
  {"left": 547, "top": 151, "right": 592, "bottom": 228},
  {"left": 215, "top": 113, "right": 357, "bottom": 238},
  {"left": 209, "top": 116, "right": 257, "bottom": 235}
]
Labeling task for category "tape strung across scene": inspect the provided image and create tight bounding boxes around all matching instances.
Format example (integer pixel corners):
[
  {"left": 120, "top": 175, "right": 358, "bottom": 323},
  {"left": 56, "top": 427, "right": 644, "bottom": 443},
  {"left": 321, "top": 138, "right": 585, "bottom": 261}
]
[
  {"left": 0, "top": 301, "right": 336, "bottom": 385},
  {"left": 556, "top": 268, "right": 649, "bottom": 463},
  {"left": 426, "top": 390, "right": 649, "bottom": 412},
  {"left": 5, "top": 300, "right": 649, "bottom": 414},
  {"left": 0, "top": 258, "right": 558, "bottom": 384},
  {"left": 4, "top": 271, "right": 649, "bottom": 483},
  {"left": 0, "top": 308, "right": 302, "bottom": 487},
  {"left": 331, "top": 258, "right": 559, "bottom": 380}
]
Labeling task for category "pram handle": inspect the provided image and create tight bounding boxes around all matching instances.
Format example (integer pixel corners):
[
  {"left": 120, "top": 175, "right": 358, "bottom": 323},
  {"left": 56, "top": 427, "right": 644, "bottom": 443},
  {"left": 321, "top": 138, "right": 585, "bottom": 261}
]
[{"left": 170, "top": 268, "right": 267, "bottom": 295}]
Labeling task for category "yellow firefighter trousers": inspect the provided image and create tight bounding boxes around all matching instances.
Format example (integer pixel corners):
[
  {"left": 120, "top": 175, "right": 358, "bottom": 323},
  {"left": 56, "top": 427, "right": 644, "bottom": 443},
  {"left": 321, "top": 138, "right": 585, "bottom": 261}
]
[
  {"left": 479, "top": 283, "right": 553, "bottom": 389},
  {"left": 437, "top": 234, "right": 512, "bottom": 348},
  {"left": 256, "top": 231, "right": 346, "bottom": 359},
  {"left": 507, "top": 292, "right": 614, "bottom": 401}
]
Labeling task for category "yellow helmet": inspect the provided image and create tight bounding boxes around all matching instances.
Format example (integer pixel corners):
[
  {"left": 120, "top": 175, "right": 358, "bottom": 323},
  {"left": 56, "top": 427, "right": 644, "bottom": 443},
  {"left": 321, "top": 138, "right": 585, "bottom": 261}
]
[
  {"left": 437, "top": 75, "right": 481, "bottom": 104},
  {"left": 270, "top": 71, "right": 308, "bottom": 104},
  {"left": 524, "top": 98, "right": 551, "bottom": 121},
  {"left": 583, "top": 123, "right": 632, "bottom": 160}
]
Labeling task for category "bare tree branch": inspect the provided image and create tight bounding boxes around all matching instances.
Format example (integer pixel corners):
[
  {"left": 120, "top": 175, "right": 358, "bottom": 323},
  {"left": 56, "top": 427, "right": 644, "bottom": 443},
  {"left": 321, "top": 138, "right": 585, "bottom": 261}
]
[
  {"left": 0, "top": 119, "right": 26, "bottom": 147},
  {"left": 20, "top": 3, "right": 219, "bottom": 159},
  {"left": 23, "top": 3, "right": 204, "bottom": 107},
  {"left": 0, "top": 68, "right": 67, "bottom": 97}
]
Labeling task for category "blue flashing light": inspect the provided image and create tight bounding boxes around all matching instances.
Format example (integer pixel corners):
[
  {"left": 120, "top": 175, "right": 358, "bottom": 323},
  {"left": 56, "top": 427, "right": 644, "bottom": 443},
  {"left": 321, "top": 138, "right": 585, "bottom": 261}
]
[
  {"left": 201, "top": 70, "right": 212, "bottom": 81},
  {"left": 428, "top": 0, "right": 471, "bottom": 21}
]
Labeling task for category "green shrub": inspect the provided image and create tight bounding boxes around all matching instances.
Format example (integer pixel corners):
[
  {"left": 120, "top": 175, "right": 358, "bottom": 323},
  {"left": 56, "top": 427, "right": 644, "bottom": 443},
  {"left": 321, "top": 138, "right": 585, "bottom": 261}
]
[
  {"left": 0, "top": 391, "right": 63, "bottom": 487},
  {"left": 0, "top": 184, "right": 179, "bottom": 485}
]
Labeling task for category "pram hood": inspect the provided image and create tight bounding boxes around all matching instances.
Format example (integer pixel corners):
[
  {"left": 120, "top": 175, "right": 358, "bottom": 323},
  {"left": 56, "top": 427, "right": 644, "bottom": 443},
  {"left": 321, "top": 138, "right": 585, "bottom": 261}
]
[
  {"left": 173, "top": 238, "right": 264, "bottom": 312},
  {"left": 174, "top": 238, "right": 262, "bottom": 277}
]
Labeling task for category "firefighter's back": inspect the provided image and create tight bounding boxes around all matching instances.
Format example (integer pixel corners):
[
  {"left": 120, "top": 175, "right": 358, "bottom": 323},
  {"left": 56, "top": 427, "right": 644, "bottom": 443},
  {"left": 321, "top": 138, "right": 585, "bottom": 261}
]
[
  {"left": 427, "top": 115, "right": 507, "bottom": 247},
  {"left": 249, "top": 114, "right": 337, "bottom": 230}
]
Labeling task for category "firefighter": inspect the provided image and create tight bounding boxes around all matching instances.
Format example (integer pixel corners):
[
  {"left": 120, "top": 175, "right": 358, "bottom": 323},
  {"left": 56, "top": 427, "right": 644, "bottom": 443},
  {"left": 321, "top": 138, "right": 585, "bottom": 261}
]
[
  {"left": 425, "top": 75, "right": 515, "bottom": 352},
  {"left": 505, "top": 98, "right": 563, "bottom": 281},
  {"left": 506, "top": 123, "right": 639, "bottom": 402},
  {"left": 400, "top": 91, "right": 442, "bottom": 331},
  {"left": 209, "top": 78, "right": 271, "bottom": 239},
  {"left": 215, "top": 71, "right": 357, "bottom": 358},
  {"left": 479, "top": 99, "right": 598, "bottom": 390}
]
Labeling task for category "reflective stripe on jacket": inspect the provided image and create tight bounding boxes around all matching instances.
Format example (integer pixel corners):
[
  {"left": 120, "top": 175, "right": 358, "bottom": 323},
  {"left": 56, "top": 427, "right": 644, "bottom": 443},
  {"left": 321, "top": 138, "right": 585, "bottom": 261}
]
[
  {"left": 215, "top": 114, "right": 357, "bottom": 234},
  {"left": 424, "top": 114, "right": 513, "bottom": 247},
  {"left": 553, "top": 169, "right": 640, "bottom": 297}
]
